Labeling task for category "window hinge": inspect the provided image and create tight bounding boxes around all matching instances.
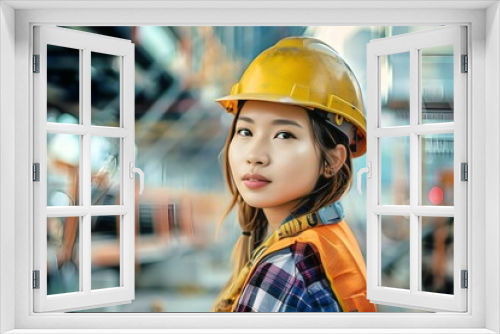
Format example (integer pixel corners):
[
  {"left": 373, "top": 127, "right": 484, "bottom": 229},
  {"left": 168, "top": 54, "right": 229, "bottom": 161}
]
[
  {"left": 461, "top": 162, "right": 468, "bottom": 181},
  {"left": 33, "top": 270, "right": 40, "bottom": 289},
  {"left": 33, "top": 54, "right": 40, "bottom": 73},
  {"left": 461, "top": 54, "right": 468, "bottom": 73},
  {"left": 461, "top": 270, "right": 468, "bottom": 289},
  {"left": 33, "top": 163, "right": 40, "bottom": 182}
]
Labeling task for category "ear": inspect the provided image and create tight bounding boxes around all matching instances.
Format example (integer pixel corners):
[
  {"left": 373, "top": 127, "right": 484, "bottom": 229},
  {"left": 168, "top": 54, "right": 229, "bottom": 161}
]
[{"left": 324, "top": 144, "right": 347, "bottom": 178}]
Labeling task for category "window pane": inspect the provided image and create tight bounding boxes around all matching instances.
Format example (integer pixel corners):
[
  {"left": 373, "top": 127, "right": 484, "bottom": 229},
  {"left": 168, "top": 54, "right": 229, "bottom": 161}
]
[
  {"left": 91, "top": 52, "right": 121, "bottom": 127},
  {"left": 47, "top": 133, "right": 80, "bottom": 206},
  {"left": 47, "top": 44, "right": 80, "bottom": 124},
  {"left": 47, "top": 217, "right": 80, "bottom": 295},
  {"left": 421, "top": 216, "right": 454, "bottom": 295},
  {"left": 91, "top": 136, "right": 121, "bottom": 205},
  {"left": 380, "top": 52, "right": 410, "bottom": 127},
  {"left": 421, "top": 133, "right": 454, "bottom": 206},
  {"left": 381, "top": 215, "right": 410, "bottom": 290},
  {"left": 420, "top": 45, "right": 454, "bottom": 124},
  {"left": 381, "top": 136, "right": 410, "bottom": 205},
  {"left": 91, "top": 215, "right": 121, "bottom": 290}
]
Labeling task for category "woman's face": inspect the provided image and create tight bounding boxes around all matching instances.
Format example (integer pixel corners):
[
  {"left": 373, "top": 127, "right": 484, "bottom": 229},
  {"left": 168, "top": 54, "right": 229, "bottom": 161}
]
[{"left": 228, "top": 100, "right": 322, "bottom": 219}]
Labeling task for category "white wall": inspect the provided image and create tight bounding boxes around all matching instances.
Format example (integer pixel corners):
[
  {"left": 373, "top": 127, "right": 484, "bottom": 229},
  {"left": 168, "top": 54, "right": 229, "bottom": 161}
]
[
  {"left": 486, "top": 2, "right": 500, "bottom": 333},
  {"left": 0, "top": 2, "right": 498, "bottom": 332},
  {"left": 0, "top": 2, "right": 16, "bottom": 333}
]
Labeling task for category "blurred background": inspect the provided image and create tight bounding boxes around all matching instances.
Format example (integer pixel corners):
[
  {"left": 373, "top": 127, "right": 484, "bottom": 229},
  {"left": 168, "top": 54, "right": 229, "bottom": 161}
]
[{"left": 45, "top": 26, "right": 455, "bottom": 313}]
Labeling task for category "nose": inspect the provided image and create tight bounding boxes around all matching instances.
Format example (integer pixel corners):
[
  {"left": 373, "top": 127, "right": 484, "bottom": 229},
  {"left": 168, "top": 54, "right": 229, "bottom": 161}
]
[{"left": 246, "top": 142, "right": 270, "bottom": 166}]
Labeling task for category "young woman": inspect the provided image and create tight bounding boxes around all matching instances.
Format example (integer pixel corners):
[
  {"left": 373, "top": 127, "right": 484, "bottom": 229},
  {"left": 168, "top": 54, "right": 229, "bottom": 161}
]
[{"left": 212, "top": 37, "right": 377, "bottom": 312}]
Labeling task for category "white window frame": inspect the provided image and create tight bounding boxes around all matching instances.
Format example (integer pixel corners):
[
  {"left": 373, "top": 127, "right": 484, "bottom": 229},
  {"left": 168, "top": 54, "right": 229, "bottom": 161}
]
[
  {"left": 33, "top": 25, "right": 136, "bottom": 313},
  {"left": 0, "top": 1, "right": 499, "bottom": 333},
  {"left": 366, "top": 26, "right": 468, "bottom": 312}
]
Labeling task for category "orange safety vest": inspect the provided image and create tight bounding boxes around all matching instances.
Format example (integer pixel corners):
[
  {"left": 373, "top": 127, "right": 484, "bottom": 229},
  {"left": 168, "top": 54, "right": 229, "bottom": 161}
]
[{"left": 231, "top": 220, "right": 377, "bottom": 312}]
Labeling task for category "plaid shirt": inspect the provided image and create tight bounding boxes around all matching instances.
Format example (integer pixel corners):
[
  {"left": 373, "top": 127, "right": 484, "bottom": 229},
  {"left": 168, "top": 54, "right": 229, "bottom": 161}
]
[{"left": 234, "top": 242, "right": 342, "bottom": 312}]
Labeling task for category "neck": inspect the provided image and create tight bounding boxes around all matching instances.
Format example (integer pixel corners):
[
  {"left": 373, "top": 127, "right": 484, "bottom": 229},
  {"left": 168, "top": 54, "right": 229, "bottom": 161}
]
[
  {"left": 263, "top": 200, "right": 301, "bottom": 232},
  {"left": 263, "top": 209, "right": 286, "bottom": 232}
]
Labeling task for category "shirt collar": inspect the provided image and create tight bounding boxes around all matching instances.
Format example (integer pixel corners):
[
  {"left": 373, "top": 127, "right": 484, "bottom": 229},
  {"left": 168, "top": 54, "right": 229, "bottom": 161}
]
[{"left": 280, "top": 201, "right": 345, "bottom": 227}]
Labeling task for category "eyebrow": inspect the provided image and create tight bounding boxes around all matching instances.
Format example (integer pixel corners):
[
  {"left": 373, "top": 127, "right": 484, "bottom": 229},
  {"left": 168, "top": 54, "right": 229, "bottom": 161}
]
[{"left": 238, "top": 116, "right": 303, "bottom": 129}]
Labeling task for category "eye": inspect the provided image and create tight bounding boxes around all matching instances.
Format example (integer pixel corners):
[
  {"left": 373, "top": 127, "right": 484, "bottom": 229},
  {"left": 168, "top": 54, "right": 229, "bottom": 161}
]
[
  {"left": 236, "top": 128, "right": 252, "bottom": 137},
  {"left": 275, "top": 131, "right": 295, "bottom": 139}
]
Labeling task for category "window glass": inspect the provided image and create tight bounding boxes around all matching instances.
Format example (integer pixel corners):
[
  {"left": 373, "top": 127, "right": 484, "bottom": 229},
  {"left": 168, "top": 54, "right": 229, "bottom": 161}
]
[
  {"left": 91, "top": 215, "right": 121, "bottom": 290},
  {"left": 381, "top": 136, "right": 410, "bottom": 206},
  {"left": 47, "top": 217, "right": 80, "bottom": 295},
  {"left": 421, "top": 45, "right": 454, "bottom": 124},
  {"left": 47, "top": 134, "right": 80, "bottom": 206},
  {"left": 47, "top": 44, "right": 80, "bottom": 124},
  {"left": 91, "top": 136, "right": 121, "bottom": 206},
  {"left": 91, "top": 52, "right": 121, "bottom": 127},
  {"left": 421, "top": 216, "right": 454, "bottom": 295},
  {"left": 421, "top": 134, "right": 454, "bottom": 206},
  {"left": 380, "top": 52, "right": 410, "bottom": 127},
  {"left": 381, "top": 215, "right": 410, "bottom": 290}
]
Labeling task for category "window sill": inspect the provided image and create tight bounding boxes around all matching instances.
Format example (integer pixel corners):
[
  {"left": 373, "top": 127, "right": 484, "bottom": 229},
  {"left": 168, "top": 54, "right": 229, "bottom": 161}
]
[{"left": 3, "top": 329, "right": 498, "bottom": 334}]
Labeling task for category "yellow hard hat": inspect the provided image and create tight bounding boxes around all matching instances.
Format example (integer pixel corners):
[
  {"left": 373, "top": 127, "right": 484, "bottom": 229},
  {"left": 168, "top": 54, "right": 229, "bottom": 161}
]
[{"left": 216, "top": 37, "right": 366, "bottom": 157}]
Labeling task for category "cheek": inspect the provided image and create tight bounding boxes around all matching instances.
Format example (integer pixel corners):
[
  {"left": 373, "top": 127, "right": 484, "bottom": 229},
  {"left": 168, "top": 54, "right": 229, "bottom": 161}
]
[
  {"left": 277, "top": 144, "right": 322, "bottom": 186},
  {"left": 228, "top": 142, "right": 240, "bottom": 175},
  {"left": 295, "top": 142, "right": 322, "bottom": 171},
  {"left": 228, "top": 143, "right": 235, "bottom": 168}
]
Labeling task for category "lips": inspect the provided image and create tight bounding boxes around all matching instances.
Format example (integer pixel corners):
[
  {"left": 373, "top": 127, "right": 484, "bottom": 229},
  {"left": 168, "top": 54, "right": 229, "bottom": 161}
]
[
  {"left": 242, "top": 173, "right": 271, "bottom": 189},
  {"left": 243, "top": 173, "right": 270, "bottom": 182}
]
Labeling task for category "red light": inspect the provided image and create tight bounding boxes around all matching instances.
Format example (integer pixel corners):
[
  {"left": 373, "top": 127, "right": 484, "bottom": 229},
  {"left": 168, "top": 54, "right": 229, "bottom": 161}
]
[{"left": 428, "top": 186, "right": 444, "bottom": 205}]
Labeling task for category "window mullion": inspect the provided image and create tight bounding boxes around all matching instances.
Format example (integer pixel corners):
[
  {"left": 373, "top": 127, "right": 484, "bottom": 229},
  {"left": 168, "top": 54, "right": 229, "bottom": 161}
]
[
  {"left": 82, "top": 47, "right": 91, "bottom": 207},
  {"left": 82, "top": 214, "right": 91, "bottom": 294},
  {"left": 46, "top": 207, "right": 89, "bottom": 217},
  {"left": 372, "top": 126, "right": 411, "bottom": 137},
  {"left": 372, "top": 205, "right": 454, "bottom": 216},
  {"left": 413, "top": 123, "right": 454, "bottom": 135},
  {"left": 82, "top": 47, "right": 92, "bottom": 295},
  {"left": 90, "top": 205, "right": 129, "bottom": 216},
  {"left": 409, "top": 47, "right": 420, "bottom": 295},
  {"left": 90, "top": 126, "right": 129, "bottom": 138},
  {"left": 46, "top": 123, "right": 87, "bottom": 135}
]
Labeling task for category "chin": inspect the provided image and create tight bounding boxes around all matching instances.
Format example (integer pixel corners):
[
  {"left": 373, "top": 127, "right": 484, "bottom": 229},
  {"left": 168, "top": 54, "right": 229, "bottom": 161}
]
[
  {"left": 240, "top": 194, "right": 289, "bottom": 210},
  {"left": 242, "top": 200, "right": 270, "bottom": 209},
  {"left": 239, "top": 195, "right": 272, "bottom": 209}
]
